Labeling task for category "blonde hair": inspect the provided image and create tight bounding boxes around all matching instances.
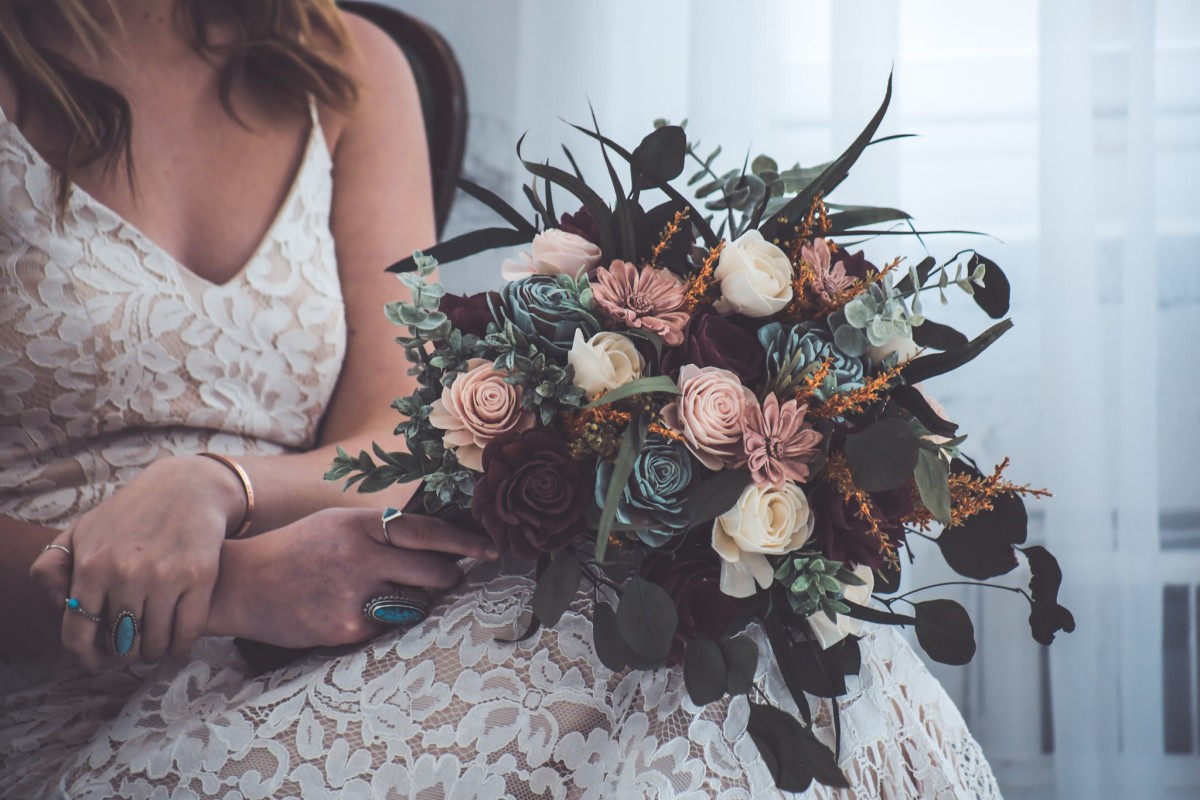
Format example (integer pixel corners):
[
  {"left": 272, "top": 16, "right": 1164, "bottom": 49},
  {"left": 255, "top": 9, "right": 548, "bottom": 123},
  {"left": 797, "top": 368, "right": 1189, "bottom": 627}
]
[{"left": 0, "top": 0, "right": 359, "bottom": 213}]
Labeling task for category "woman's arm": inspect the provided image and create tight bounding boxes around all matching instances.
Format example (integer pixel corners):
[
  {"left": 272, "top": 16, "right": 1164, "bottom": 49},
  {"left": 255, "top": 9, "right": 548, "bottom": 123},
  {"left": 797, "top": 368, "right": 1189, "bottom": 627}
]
[{"left": 231, "top": 14, "right": 438, "bottom": 533}]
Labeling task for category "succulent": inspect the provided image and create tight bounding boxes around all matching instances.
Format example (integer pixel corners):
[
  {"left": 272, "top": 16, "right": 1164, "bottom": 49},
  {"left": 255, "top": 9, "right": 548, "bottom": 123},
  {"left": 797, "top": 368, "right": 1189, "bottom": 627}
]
[
  {"left": 774, "top": 551, "right": 867, "bottom": 621},
  {"left": 829, "top": 272, "right": 923, "bottom": 358}
]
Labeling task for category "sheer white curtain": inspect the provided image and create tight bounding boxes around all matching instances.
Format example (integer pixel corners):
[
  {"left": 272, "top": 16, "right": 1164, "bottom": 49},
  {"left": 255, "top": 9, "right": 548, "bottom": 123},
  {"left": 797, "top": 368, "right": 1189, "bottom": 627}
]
[{"left": 388, "top": 1, "right": 1199, "bottom": 796}]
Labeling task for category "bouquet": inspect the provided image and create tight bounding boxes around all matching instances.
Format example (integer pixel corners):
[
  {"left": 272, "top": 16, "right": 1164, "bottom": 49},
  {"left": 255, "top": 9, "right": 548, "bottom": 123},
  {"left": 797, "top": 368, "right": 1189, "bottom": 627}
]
[{"left": 328, "top": 77, "right": 1074, "bottom": 792}]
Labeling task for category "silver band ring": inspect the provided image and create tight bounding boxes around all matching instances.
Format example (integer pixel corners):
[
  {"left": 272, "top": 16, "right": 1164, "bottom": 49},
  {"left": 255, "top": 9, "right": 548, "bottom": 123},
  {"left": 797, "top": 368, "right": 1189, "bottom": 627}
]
[
  {"left": 380, "top": 506, "right": 403, "bottom": 546},
  {"left": 363, "top": 587, "right": 429, "bottom": 626},
  {"left": 43, "top": 544, "right": 73, "bottom": 558},
  {"left": 65, "top": 597, "right": 102, "bottom": 624}
]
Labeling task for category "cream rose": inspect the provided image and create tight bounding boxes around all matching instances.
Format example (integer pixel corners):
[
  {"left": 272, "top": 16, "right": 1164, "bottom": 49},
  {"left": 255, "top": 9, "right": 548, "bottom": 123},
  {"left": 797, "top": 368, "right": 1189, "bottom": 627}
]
[
  {"left": 806, "top": 563, "right": 875, "bottom": 649},
  {"left": 712, "top": 481, "right": 815, "bottom": 598},
  {"left": 501, "top": 229, "right": 602, "bottom": 281},
  {"left": 567, "top": 330, "right": 645, "bottom": 398},
  {"left": 428, "top": 358, "right": 535, "bottom": 470},
  {"left": 661, "top": 365, "right": 754, "bottom": 470},
  {"left": 713, "top": 229, "right": 794, "bottom": 317}
]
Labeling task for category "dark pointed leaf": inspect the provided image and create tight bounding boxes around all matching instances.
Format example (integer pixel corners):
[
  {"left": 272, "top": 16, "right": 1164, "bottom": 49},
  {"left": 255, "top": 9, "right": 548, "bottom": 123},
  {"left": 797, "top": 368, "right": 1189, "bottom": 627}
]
[
  {"left": 684, "top": 639, "right": 727, "bottom": 706},
  {"left": 616, "top": 576, "right": 678, "bottom": 666},
  {"left": 720, "top": 635, "right": 758, "bottom": 694},
  {"left": 912, "top": 319, "right": 969, "bottom": 351},
  {"left": 826, "top": 205, "right": 911, "bottom": 232},
  {"left": 968, "top": 254, "right": 1010, "bottom": 318},
  {"left": 517, "top": 135, "right": 615, "bottom": 257},
  {"left": 450, "top": 174, "right": 537, "bottom": 235},
  {"left": 790, "top": 638, "right": 846, "bottom": 698},
  {"left": 914, "top": 599, "right": 977, "bottom": 665},
  {"left": 763, "top": 616, "right": 813, "bottom": 726},
  {"left": 842, "top": 601, "right": 916, "bottom": 627},
  {"left": 532, "top": 551, "right": 582, "bottom": 627},
  {"left": 890, "top": 384, "right": 958, "bottom": 437},
  {"left": 595, "top": 413, "right": 647, "bottom": 562},
  {"left": 901, "top": 319, "right": 1013, "bottom": 384},
  {"left": 388, "top": 227, "right": 533, "bottom": 272},
  {"left": 1021, "top": 546, "right": 1076, "bottom": 645},
  {"left": 796, "top": 719, "right": 852, "bottom": 788},
  {"left": 844, "top": 417, "right": 921, "bottom": 492},
  {"left": 831, "top": 636, "right": 861, "bottom": 675},
  {"left": 760, "top": 73, "right": 893, "bottom": 241}
]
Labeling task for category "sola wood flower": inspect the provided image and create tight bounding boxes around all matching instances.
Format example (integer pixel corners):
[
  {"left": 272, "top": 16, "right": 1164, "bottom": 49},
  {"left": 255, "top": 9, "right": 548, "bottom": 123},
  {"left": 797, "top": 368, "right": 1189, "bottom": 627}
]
[
  {"left": 591, "top": 259, "right": 690, "bottom": 346},
  {"left": 428, "top": 358, "right": 535, "bottom": 471},
  {"left": 742, "top": 393, "right": 823, "bottom": 485},
  {"left": 801, "top": 237, "right": 855, "bottom": 304}
]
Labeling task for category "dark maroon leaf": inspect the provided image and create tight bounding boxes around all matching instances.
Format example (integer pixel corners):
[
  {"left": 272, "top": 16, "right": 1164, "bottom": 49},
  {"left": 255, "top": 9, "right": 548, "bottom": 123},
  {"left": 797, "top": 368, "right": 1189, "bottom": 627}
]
[
  {"left": 914, "top": 599, "right": 977, "bottom": 665},
  {"left": 969, "top": 254, "right": 1011, "bottom": 319},
  {"left": 1021, "top": 546, "right": 1077, "bottom": 645}
]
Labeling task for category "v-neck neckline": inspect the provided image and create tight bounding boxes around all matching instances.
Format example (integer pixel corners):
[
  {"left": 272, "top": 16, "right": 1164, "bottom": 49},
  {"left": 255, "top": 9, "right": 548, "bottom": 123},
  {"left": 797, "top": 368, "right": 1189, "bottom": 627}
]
[{"left": 0, "top": 104, "right": 322, "bottom": 289}]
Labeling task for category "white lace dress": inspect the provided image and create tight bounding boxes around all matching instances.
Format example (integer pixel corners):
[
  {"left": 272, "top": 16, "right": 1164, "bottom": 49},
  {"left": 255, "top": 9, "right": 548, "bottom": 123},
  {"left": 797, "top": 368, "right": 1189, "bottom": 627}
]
[{"left": 0, "top": 100, "right": 1002, "bottom": 799}]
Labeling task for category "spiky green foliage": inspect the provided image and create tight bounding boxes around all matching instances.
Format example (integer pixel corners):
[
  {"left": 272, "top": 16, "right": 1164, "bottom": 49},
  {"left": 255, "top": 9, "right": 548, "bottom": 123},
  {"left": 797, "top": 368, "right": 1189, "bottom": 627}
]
[
  {"left": 774, "top": 551, "right": 867, "bottom": 622},
  {"left": 483, "top": 321, "right": 587, "bottom": 426}
]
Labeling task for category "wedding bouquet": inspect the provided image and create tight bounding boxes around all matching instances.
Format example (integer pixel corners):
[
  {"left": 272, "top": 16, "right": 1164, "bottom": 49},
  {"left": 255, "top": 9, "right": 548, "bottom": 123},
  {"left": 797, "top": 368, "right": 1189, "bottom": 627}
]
[{"left": 328, "top": 77, "right": 1074, "bottom": 791}]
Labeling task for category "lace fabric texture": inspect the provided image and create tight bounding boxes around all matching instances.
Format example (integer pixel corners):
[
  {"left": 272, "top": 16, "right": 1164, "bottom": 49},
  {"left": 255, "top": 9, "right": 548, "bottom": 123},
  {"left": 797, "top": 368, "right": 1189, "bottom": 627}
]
[{"left": 0, "top": 104, "right": 1001, "bottom": 799}]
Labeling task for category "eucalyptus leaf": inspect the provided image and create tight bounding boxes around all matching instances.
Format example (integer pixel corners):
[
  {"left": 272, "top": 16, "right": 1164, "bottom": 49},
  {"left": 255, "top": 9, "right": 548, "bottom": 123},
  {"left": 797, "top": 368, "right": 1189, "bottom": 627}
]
[
  {"left": 684, "top": 639, "right": 727, "bottom": 706},
  {"left": 968, "top": 254, "right": 1010, "bottom": 318},
  {"left": 584, "top": 375, "right": 681, "bottom": 408},
  {"left": 531, "top": 551, "right": 582, "bottom": 627},
  {"left": 914, "top": 449, "right": 952, "bottom": 525},
  {"left": 682, "top": 468, "right": 751, "bottom": 527},
  {"left": 616, "top": 577, "right": 678, "bottom": 666},
  {"left": 720, "top": 636, "right": 758, "bottom": 695},
  {"left": 388, "top": 227, "right": 533, "bottom": 273},
  {"left": 843, "top": 418, "right": 921, "bottom": 492},
  {"left": 592, "top": 602, "right": 627, "bottom": 671},
  {"left": 746, "top": 703, "right": 814, "bottom": 793}
]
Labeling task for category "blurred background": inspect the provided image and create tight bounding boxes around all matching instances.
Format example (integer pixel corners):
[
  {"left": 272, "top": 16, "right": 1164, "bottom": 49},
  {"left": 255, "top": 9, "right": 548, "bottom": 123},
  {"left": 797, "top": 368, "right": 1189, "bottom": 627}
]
[{"left": 382, "top": 1, "right": 1199, "bottom": 797}]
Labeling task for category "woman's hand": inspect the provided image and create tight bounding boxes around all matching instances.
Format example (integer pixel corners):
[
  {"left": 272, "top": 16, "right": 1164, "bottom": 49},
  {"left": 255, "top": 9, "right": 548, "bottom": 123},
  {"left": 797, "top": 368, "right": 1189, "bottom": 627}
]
[
  {"left": 206, "top": 507, "right": 498, "bottom": 649},
  {"left": 29, "top": 455, "right": 246, "bottom": 671}
]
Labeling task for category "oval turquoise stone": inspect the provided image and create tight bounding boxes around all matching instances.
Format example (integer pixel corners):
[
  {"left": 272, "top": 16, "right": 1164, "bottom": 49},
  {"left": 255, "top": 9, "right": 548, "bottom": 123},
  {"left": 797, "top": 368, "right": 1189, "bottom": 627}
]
[
  {"left": 113, "top": 613, "right": 137, "bottom": 656},
  {"left": 371, "top": 605, "right": 424, "bottom": 625}
]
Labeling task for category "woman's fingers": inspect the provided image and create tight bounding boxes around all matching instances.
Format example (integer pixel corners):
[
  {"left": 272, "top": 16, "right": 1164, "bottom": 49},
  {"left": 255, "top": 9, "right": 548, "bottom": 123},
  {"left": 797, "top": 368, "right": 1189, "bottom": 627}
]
[
  {"left": 373, "top": 512, "right": 498, "bottom": 561},
  {"left": 138, "top": 590, "right": 177, "bottom": 663},
  {"left": 29, "top": 528, "right": 75, "bottom": 609},
  {"left": 372, "top": 546, "right": 464, "bottom": 592},
  {"left": 169, "top": 589, "right": 211, "bottom": 658},
  {"left": 59, "top": 579, "right": 109, "bottom": 672}
]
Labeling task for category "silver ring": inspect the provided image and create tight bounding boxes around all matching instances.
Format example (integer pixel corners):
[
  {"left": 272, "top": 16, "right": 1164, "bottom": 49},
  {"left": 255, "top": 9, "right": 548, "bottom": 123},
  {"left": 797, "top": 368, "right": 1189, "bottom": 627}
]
[
  {"left": 363, "top": 587, "right": 429, "bottom": 626},
  {"left": 381, "top": 506, "right": 403, "bottom": 546},
  {"left": 65, "top": 597, "right": 102, "bottom": 624},
  {"left": 43, "top": 544, "right": 73, "bottom": 558}
]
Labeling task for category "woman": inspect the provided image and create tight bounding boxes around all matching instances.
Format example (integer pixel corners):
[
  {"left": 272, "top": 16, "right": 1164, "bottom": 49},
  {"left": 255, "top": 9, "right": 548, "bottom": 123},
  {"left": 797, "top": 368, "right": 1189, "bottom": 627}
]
[{"left": 0, "top": 2, "right": 1002, "bottom": 797}]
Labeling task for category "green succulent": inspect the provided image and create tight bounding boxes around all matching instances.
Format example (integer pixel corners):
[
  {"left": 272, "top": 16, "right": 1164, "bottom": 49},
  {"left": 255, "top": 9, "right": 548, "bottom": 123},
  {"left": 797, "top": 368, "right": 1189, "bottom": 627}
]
[{"left": 774, "top": 551, "right": 867, "bottom": 622}]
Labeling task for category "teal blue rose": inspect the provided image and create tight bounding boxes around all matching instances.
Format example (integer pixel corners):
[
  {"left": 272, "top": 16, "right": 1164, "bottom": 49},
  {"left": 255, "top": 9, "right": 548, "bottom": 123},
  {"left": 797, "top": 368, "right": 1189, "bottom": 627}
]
[
  {"left": 595, "top": 435, "right": 697, "bottom": 547},
  {"left": 758, "top": 322, "right": 865, "bottom": 402},
  {"left": 493, "top": 274, "right": 601, "bottom": 358}
]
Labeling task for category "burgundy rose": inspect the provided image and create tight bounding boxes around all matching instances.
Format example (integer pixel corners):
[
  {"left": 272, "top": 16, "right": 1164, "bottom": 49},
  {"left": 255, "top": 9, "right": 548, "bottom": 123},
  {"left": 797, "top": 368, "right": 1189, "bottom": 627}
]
[
  {"left": 471, "top": 429, "right": 590, "bottom": 560},
  {"left": 661, "top": 306, "right": 764, "bottom": 386},
  {"left": 806, "top": 478, "right": 913, "bottom": 570},
  {"left": 559, "top": 207, "right": 603, "bottom": 248},
  {"left": 831, "top": 247, "right": 877, "bottom": 283},
  {"left": 642, "top": 539, "right": 753, "bottom": 664},
  {"left": 441, "top": 291, "right": 498, "bottom": 337}
]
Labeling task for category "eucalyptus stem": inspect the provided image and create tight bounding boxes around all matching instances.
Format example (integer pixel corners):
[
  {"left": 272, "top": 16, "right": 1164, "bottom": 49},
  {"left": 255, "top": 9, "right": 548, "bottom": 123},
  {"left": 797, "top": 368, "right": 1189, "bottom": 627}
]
[{"left": 888, "top": 580, "right": 1031, "bottom": 604}]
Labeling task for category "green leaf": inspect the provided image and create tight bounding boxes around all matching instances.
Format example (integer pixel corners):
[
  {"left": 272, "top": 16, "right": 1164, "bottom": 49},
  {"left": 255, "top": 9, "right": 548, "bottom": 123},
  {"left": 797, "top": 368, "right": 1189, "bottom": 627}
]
[
  {"left": 796, "top": 720, "right": 851, "bottom": 788},
  {"left": 901, "top": 319, "right": 1013, "bottom": 384},
  {"left": 595, "top": 414, "right": 647, "bottom": 563},
  {"left": 616, "top": 576, "right": 678, "bottom": 666},
  {"left": 684, "top": 639, "right": 727, "bottom": 706},
  {"left": 592, "top": 602, "right": 627, "bottom": 671},
  {"left": 843, "top": 417, "right": 921, "bottom": 492},
  {"left": 914, "top": 599, "right": 977, "bottom": 666},
  {"left": 584, "top": 375, "right": 681, "bottom": 408},
  {"left": 826, "top": 205, "right": 911, "bottom": 232},
  {"left": 720, "top": 635, "right": 758, "bottom": 695},
  {"left": 682, "top": 468, "right": 750, "bottom": 527},
  {"left": 914, "top": 449, "right": 952, "bottom": 525},
  {"left": 531, "top": 551, "right": 582, "bottom": 627}
]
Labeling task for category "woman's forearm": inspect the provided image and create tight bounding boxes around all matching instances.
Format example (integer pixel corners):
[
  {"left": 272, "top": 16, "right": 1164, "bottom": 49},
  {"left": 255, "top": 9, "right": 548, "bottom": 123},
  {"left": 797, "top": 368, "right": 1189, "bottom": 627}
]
[{"left": 0, "top": 516, "right": 66, "bottom": 656}]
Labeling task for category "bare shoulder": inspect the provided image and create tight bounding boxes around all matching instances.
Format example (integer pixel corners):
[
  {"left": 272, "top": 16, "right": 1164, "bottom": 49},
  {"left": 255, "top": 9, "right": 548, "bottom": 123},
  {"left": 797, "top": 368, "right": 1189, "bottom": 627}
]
[{"left": 321, "top": 10, "right": 421, "bottom": 149}]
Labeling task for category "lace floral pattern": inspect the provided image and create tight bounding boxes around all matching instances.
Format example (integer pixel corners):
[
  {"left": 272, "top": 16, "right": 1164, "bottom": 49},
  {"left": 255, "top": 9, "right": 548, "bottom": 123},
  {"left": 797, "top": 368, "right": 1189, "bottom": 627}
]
[{"left": 0, "top": 103, "right": 1001, "bottom": 799}]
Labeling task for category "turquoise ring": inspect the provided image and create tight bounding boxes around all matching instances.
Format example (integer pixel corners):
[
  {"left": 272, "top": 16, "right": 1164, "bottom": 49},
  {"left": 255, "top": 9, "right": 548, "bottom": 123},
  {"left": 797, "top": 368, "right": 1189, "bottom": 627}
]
[
  {"left": 65, "top": 597, "right": 102, "bottom": 624},
  {"left": 110, "top": 610, "right": 139, "bottom": 657},
  {"left": 363, "top": 590, "right": 428, "bottom": 626}
]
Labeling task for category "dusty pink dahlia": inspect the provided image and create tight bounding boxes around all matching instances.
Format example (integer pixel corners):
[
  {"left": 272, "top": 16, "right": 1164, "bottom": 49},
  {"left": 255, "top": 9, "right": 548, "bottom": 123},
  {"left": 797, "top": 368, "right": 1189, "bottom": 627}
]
[
  {"left": 802, "top": 238, "right": 855, "bottom": 303},
  {"left": 742, "top": 393, "right": 824, "bottom": 486},
  {"left": 591, "top": 259, "right": 690, "bottom": 346}
]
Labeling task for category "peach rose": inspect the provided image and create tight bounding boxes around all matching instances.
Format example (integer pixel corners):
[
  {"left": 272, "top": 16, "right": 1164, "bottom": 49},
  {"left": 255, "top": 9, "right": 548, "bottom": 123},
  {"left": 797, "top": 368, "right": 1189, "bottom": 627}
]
[
  {"left": 428, "top": 358, "right": 535, "bottom": 470},
  {"left": 501, "top": 229, "right": 602, "bottom": 281},
  {"left": 661, "top": 365, "right": 754, "bottom": 470}
]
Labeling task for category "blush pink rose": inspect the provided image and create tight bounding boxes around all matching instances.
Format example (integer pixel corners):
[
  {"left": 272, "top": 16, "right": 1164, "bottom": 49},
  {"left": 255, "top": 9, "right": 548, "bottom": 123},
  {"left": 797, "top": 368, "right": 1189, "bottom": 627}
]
[
  {"left": 661, "top": 365, "right": 755, "bottom": 470},
  {"left": 428, "top": 358, "right": 535, "bottom": 470},
  {"left": 501, "top": 229, "right": 602, "bottom": 281}
]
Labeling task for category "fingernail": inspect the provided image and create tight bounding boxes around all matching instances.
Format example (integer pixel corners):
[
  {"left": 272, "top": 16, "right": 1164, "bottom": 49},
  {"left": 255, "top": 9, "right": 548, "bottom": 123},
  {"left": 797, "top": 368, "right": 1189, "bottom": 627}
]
[{"left": 485, "top": 546, "right": 499, "bottom": 560}]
